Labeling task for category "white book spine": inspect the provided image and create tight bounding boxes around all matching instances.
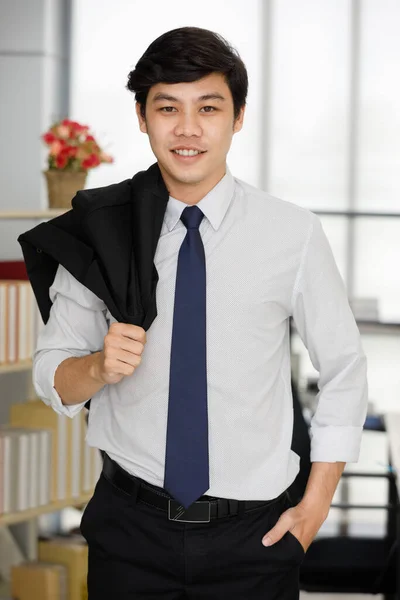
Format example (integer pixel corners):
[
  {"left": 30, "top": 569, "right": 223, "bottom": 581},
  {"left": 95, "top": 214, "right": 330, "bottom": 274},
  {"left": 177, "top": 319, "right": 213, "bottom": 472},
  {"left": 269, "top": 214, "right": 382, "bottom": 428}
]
[
  {"left": 17, "top": 283, "right": 27, "bottom": 361},
  {"left": 7, "top": 284, "right": 17, "bottom": 363},
  {"left": 16, "top": 433, "right": 29, "bottom": 511},
  {"left": 57, "top": 415, "right": 67, "bottom": 500},
  {"left": 29, "top": 290, "right": 37, "bottom": 358},
  {"left": 71, "top": 415, "right": 81, "bottom": 498},
  {"left": 2, "top": 436, "right": 11, "bottom": 513},
  {"left": 39, "top": 430, "right": 52, "bottom": 506},
  {"left": 0, "top": 284, "right": 7, "bottom": 364},
  {"left": 28, "top": 432, "right": 39, "bottom": 509}
]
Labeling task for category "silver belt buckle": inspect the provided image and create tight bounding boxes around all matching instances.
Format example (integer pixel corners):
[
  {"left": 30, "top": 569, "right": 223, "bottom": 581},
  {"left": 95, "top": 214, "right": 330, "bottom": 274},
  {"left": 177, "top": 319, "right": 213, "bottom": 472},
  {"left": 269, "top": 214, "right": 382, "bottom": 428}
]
[{"left": 168, "top": 499, "right": 211, "bottom": 523}]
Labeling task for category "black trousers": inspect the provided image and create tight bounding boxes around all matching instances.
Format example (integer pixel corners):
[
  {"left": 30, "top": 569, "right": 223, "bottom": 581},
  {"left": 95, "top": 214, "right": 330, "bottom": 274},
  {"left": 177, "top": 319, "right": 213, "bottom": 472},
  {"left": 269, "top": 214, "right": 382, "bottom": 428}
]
[{"left": 80, "top": 472, "right": 305, "bottom": 599}]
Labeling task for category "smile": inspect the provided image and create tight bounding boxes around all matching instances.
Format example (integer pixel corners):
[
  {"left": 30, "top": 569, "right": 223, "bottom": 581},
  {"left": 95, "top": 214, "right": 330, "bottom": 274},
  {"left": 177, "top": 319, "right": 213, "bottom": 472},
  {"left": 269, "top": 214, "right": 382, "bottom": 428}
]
[{"left": 172, "top": 149, "right": 206, "bottom": 157}]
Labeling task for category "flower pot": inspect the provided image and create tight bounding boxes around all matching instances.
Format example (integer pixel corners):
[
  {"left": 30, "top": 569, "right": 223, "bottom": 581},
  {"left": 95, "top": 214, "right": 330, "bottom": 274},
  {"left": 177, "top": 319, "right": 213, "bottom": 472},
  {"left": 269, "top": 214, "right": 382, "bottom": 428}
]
[{"left": 43, "top": 170, "right": 88, "bottom": 209}]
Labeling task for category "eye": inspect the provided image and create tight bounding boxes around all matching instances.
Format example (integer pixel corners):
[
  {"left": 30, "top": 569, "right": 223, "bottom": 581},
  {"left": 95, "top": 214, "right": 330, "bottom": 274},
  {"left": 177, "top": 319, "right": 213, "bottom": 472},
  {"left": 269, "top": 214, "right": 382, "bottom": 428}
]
[
  {"left": 200, "top": 106, "right": 216, "bottom": 113},
  {"left": 160, "top": 106, "right": 177, "bottom": 113}
]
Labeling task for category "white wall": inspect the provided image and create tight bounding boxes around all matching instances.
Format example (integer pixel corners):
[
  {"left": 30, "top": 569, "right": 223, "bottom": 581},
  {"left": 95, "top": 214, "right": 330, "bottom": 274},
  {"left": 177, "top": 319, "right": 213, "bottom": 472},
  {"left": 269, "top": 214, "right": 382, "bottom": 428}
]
[{"left": 69, "top": 0, "right": 264, "bottom": 189}]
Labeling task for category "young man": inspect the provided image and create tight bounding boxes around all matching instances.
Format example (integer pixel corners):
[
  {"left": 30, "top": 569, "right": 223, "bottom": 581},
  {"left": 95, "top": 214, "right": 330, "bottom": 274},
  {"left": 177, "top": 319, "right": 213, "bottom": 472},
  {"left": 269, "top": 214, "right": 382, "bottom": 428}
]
[{"left": 30, "top": 27, "right": 368, "bottom": 599}]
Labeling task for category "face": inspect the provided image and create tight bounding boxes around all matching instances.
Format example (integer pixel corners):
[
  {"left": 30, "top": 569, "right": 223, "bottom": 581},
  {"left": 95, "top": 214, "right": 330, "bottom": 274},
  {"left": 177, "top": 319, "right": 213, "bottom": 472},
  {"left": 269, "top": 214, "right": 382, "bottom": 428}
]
[{"left": 136, "top": 72, "right": 244, "bottom": 203}]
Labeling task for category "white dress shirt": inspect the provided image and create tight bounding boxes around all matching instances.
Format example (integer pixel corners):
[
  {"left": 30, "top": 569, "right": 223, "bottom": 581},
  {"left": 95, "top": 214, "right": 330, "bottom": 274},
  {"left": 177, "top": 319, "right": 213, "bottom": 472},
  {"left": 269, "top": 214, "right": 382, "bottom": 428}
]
[{"left": 33, "top": 167, "right": 368, "bottom": 501}]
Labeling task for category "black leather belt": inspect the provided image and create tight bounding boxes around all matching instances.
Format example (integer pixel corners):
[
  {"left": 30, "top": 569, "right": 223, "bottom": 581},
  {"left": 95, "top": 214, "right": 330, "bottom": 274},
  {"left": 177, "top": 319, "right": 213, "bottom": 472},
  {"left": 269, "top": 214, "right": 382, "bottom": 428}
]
[{"left": 102, "top": 453, "right": 286, "bottom": 523}]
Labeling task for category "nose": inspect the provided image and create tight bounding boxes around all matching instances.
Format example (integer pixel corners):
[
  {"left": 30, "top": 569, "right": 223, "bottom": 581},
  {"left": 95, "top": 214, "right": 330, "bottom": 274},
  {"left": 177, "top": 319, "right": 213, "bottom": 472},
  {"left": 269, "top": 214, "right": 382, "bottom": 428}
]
[{"left": 174, "top": 111, "right": 202, "bottom": 138}]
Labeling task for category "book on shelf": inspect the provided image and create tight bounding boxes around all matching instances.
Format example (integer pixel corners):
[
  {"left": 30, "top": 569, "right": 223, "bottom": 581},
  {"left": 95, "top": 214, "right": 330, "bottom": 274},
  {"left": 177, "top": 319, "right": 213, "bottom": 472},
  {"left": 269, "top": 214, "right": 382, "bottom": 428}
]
[
  {"left": 11, "top": 561, "right": 67, "bottom": 600},
  {"left": 0, "top": 279, "right": 43, "bottom": 366},
  {"left": 5, "top": 401, "right": 101, "bottom": 511},
  {"left": 0, "top": 425, "right": 52, "bottom": 514},
  {"left": 0, "top": 427, "right": 30, "bottom": 512},
  {"left": 0, "top": 259, "right": 44, "bottom": 365},
  {"left": 9, "top": 401, "right": 66, "bottom": 504},
  {"left": 38, "top": 536, "right": 88, "bottom": 600},
  {"left": 0, "top": 261, "right": 28, "bottom": 280}
]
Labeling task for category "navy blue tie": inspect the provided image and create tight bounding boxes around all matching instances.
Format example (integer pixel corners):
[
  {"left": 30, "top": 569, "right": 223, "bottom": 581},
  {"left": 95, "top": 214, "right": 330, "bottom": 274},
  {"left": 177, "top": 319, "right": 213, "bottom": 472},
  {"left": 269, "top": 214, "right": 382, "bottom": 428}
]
[{"left": 164, "top": 205, "right": 209, "bottom": 509}]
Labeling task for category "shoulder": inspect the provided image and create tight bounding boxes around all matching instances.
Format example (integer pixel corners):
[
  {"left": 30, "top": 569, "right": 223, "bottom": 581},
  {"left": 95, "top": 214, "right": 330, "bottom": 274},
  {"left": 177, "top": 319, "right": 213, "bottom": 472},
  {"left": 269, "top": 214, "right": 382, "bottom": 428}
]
[
  {"left": 233, "top": 176, "right": 318, "bottom": 234},
  {"left": 71, "top": 178, "right": 132, "bottom": 216}
]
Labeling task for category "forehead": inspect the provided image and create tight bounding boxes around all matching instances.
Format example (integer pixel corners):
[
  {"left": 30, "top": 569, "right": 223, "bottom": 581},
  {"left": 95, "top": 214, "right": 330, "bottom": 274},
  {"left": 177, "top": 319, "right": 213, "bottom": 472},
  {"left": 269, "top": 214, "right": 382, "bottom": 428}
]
[{"left": 147, "top": 72, "right": 232, "bottom": 102}]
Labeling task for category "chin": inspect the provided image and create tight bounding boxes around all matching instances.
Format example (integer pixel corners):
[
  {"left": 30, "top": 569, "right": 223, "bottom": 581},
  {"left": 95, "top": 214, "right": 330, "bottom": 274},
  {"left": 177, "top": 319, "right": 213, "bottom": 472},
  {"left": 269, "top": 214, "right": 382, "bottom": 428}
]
[{"left": 166, "top": 163, "right": 206, "bottom": 185}]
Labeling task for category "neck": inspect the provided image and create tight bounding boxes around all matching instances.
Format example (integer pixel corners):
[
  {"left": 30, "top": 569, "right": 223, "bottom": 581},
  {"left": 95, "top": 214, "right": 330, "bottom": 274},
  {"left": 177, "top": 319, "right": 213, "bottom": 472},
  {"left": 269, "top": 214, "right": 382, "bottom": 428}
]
[{"left": 159, "top": 164, "right": 226, "bottom": 205}]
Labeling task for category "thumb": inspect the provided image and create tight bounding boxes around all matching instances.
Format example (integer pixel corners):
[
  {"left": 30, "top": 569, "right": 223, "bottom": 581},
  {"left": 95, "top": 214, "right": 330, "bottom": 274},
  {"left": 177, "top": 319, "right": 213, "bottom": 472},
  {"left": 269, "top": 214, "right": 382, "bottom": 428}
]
[{"left": 262, "top": 511, "right": 291, "bottom": 547}]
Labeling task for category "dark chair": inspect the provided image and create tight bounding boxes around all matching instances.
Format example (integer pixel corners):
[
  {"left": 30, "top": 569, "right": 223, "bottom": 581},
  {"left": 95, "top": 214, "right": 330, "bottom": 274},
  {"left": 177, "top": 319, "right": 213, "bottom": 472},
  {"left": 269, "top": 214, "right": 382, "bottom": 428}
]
[{"left": 289, "top": 378, "right": 399, "bottom": 598}]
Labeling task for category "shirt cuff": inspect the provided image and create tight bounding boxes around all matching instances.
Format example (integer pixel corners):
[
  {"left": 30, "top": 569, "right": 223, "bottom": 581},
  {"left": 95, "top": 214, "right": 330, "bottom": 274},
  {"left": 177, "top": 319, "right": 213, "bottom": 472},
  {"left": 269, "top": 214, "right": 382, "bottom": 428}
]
[
  {"left": 310, "top": 425, "right": 364, "bottom": 463},
  {"left": 33, "top": 350, "right": 89, "bottom": 418}
]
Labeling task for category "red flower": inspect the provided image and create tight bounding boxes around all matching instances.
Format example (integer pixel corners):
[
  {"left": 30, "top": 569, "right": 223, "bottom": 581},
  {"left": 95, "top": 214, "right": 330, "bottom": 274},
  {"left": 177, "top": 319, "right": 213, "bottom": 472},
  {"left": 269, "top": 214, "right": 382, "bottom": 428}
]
[
  {"left": 82, "top": 153, "right": 101, "bottom": 169},
  {"left": 56, "top": 153, "right": 68, "bottom": 168},
  {"left": 67, "top": 146, "right": 78, "bottom": 158},
  {"left": 57, "top": 145, "right": 76, "bottom": 160},
  {"left": 43, "top": 132, "right": 57, "bottom": 144},
  {"left": 86, "top": 135, "right": 95, "bottom": 142}
]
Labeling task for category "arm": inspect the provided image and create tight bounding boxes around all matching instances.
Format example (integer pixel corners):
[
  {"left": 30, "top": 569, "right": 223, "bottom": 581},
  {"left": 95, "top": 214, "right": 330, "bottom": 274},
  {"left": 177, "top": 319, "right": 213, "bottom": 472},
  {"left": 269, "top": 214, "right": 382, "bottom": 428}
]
[
  {"left": 33, "top": 265, "right": 145, "bottom": 415},
  {"left": 53, "top": 353, "right": 104, "bottom": 406},
  {"left": 263, "top": 213, "right": 368, "bottom": 550},
  {"left": 301, "top": 461, "right": 346, "bottom": 516},
  {"left": 263, "top": 461, "right": 345, "bottom": 550},
  {"left": 54, "top": 322, "right": 146, "bottom": 406}
]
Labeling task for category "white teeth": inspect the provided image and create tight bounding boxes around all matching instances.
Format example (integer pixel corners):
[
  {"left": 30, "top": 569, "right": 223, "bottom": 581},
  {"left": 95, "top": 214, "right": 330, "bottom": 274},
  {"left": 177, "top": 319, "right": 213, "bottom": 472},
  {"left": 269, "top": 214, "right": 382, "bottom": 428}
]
[{"left": 174, "top": 149, "right": 202, "bottom": 156}]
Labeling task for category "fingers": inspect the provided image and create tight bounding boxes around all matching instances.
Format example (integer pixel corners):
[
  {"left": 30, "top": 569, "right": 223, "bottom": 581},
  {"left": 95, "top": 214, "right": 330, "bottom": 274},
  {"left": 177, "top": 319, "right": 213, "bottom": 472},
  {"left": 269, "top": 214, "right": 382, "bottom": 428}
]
[
  {"left": 105, "top": 348, "right": 142, "bottom": 370},
  {"left": 103, "top": 355, "right": 140, "bottom": 377},
  {"left": 99, "top": 323, "right": 147, "bottom": 383},
  {"left": 109, "top": 322, "right": 147, "bottom": 344},
  {"left": 107, "top": 332, "right": 145, "bottom": 357},
  {"left": 262, "top": 509, "right": 293, "bottom": 547}
]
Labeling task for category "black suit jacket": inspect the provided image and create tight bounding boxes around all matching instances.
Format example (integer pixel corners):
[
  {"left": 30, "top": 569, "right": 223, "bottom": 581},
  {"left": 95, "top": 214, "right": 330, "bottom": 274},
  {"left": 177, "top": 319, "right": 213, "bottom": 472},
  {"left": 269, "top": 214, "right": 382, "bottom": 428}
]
[{"left": 18, "top": 163, "right": 169, "bottom": 330}]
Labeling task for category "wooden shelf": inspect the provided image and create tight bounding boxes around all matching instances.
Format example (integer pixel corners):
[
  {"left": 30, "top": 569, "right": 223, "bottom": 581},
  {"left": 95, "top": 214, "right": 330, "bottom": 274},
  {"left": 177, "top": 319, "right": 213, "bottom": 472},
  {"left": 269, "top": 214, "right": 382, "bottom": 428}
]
[
  {"left": 0, "top": 210, "right": 67, "bottom": 219},
  {"left": 0, "top": 492, "right": 93, "bottom": 526},
  {"left": 0, "top": 360, "right": 33, "bottom": 374}
]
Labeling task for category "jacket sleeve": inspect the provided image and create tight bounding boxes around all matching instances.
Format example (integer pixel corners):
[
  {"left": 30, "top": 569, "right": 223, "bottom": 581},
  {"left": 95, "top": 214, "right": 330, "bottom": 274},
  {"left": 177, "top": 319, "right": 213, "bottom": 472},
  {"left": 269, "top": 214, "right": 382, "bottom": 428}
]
[{"left": 33, "top": 264, "right": 109, "bottom": 418}]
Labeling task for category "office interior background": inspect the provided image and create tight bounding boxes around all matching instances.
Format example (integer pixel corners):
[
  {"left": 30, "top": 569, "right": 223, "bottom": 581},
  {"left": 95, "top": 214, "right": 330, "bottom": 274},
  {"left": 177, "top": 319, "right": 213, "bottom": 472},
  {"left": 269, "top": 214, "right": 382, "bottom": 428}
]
[{"left": 0, "top": 0, "right": 399, "bottom": 598}]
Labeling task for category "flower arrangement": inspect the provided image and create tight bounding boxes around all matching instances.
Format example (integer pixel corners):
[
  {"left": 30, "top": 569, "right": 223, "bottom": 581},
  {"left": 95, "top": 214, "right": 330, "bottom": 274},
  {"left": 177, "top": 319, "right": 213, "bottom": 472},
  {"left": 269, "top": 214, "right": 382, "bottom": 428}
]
[{"left": 42, "top": 118, "right": 114, "bottom": 171}]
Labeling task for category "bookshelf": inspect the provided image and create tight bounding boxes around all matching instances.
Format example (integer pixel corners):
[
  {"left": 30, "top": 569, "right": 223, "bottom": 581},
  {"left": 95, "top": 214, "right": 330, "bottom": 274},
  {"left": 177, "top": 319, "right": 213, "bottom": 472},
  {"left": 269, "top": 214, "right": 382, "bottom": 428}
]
[{"left": 0, "top": 209, "right": 94, "bottom": 590}]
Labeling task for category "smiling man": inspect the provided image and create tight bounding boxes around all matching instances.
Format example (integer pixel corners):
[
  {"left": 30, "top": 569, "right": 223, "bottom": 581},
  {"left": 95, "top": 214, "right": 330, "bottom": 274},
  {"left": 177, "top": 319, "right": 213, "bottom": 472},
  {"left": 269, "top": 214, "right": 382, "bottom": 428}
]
[{"left": 31, "top": 26, "right": 368, "bottom": 600}]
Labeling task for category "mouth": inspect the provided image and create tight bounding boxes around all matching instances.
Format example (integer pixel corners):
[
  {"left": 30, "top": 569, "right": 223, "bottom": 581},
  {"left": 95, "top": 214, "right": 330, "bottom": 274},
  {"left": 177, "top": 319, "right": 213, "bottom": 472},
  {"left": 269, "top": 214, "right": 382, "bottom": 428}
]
[{"left": 170, "top": 148, "right": 207, "bottom": 162}]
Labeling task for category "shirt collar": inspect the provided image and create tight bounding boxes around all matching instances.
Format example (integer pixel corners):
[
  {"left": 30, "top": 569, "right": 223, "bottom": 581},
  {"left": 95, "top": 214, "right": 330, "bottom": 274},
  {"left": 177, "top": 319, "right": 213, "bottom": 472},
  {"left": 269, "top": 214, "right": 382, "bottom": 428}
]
[{"left": 164, "top": 167, "right": 235, "bottom": 232}]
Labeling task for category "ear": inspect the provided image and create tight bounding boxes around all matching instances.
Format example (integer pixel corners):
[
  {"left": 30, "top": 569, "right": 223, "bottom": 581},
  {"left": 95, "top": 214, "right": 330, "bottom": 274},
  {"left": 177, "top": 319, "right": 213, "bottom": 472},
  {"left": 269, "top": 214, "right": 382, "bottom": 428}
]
[
  {"left": 233, "top": 106, "right": 245, "bottom": 134},
  {"left": 135, "top": 102, "right": 148, "bottom": 133}
]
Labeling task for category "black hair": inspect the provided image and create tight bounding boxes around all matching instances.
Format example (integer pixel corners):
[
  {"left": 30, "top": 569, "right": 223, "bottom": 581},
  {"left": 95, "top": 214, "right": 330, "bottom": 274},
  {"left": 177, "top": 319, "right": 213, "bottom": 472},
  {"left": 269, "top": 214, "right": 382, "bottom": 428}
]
[{"left": 126, "top": 26, "right": 248, "bottom": 120}]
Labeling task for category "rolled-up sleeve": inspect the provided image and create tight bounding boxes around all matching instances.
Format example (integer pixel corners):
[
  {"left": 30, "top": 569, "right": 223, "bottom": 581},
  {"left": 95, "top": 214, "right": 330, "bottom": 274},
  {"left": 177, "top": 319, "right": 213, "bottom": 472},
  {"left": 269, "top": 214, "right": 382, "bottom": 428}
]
[
  {"left": 291, "top": 213, "right": 368, "bottom": 463},
  {"left": 33, "top": 264, "right": 109, "bottom": 418}
]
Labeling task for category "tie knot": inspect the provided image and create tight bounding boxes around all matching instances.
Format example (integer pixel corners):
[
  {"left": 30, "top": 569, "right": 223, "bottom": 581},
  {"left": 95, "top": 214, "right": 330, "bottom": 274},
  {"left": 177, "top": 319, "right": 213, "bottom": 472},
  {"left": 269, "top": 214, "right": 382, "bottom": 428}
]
[{"left": 181, "top": 205, "right": 204, "bottom": 230}]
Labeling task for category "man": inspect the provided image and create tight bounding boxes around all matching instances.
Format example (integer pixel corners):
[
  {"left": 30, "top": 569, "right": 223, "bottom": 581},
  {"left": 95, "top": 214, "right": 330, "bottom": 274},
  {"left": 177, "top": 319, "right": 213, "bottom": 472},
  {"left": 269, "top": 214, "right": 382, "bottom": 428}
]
[{"left": 31, "top": 26, "right": 368, "bottom": 599}]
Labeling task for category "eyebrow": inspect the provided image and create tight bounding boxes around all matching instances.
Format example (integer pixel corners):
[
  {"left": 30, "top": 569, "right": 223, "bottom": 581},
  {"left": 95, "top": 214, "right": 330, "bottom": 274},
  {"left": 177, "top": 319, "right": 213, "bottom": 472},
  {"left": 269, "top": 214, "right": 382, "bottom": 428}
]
[{"left": 152, "top": 92, "right": 227, "bottom": 103}]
